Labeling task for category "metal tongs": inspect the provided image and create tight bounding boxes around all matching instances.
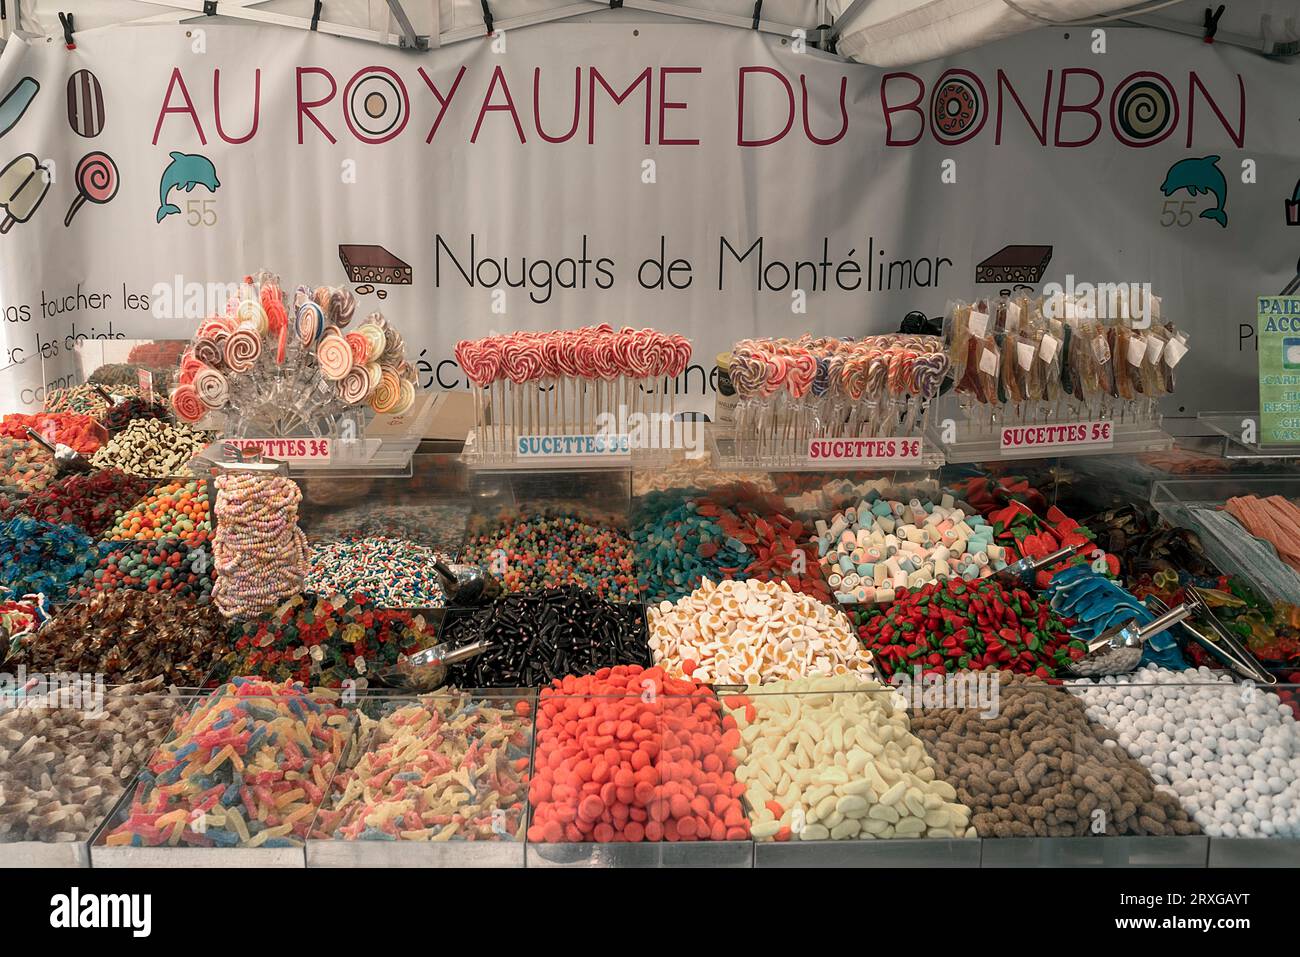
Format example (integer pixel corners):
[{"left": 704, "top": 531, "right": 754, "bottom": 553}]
[
  {"left": 376, "top": 639, "right": 493, "bottom": 692},
  {"left": 1063, "top": 603, "right": 1193, "bottom": 678},
  {"left": 1148, "top": 590, "right": 1277, "bottom": 685},
  {"left": 996, "top": 544, "right": 1075, "bottom": 583},
  {"left": 25, "top": 427, "right": 92, "bottom": 474}
]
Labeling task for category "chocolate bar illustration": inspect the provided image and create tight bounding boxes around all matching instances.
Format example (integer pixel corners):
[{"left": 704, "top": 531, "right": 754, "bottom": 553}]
[
  {"left": 338, "top": 244, "right": 413, "bottom": 285},
  {"left": 975, "top": 244, "right": 1053, "bottom": 284}
]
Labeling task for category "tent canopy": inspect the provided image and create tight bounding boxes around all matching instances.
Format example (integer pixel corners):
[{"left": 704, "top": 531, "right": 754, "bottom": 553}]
[{"left": 1, "top": 0, "right": 1295, "bottom": 62}]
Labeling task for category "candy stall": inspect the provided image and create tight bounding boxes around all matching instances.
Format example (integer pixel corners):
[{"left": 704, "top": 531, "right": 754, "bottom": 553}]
[{"left": 1, "top": 0, "right": 1299, "bottom": 886}]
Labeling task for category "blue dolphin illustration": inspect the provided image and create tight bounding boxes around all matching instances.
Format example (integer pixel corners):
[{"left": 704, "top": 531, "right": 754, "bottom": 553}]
[
  {"left": 1160, "top": 155, "right": 1227, "bottom": 228},
  {"left": 156, "top": 151, "right": 220, "bottom": 223}
]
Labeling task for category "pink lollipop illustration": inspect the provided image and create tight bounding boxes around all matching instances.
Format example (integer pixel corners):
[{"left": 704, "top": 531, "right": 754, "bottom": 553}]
[{"left": 64, "top": 151, "right": 118, "bottom": 227}]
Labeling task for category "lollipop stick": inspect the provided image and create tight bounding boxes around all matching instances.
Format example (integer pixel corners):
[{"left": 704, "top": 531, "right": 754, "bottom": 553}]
[{"left": 64, "top": 193, "right": 87, "bottom": 227}]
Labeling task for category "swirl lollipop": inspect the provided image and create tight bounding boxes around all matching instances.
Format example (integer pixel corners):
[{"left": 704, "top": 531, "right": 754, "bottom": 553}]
[
  {"left": 317, "top": 331, "right": 354, "bottom": 380},
  {"left": 64, "top": 152, "right": 119, "bottom": 227},
  {"left": 193, "top": 365, "right": 230, "bottom": 408},
  {"left": 371, "top": 369, "right": 403, "bottom": 413},
  {"left": 170, "top": 384, "right": 205, "bottom": 424}
]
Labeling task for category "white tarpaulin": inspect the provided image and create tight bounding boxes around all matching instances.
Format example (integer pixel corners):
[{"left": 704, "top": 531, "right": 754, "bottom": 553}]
[{"left": 0, "top": 21, "right": 1294, "bottom": 416}]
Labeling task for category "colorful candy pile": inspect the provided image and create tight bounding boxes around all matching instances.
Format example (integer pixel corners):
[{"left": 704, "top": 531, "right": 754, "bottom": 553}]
[
  {"left": 98, "top": 395, "right": 173, "bottom": 433},
  {"left": 1043, "top": 565, "right": 1187, "bottom": 673},
  {"left": 0, "top": 436, "right": 55, "bottom": 498},
  {"left": 225, "top": 593, "right": 438, "bottom": 687},
  {"left": 42, "top": 383, "right": 120, "bottom": 419},
  {"left": 649, "top": 578, "right": 872, "bottom": 685},
  {"left": 811, "top": 492, "right": 1001, "bottom": 604},
  {"left": 89, "top": 418, "right": 208, "bottom": 477},
  {"left": 0, "top": 678, "right": 182, "bottom": 844},
  {"left": 102, "top": 679, "right": 354, "bottom": 849},
  {"left": 454, "top": 325, "right": 692, "bottom": 455},
  {"left": 9, "top": 591, "right": 229, "bottom": 686},
  {"left": 89, "top": 363, "right": 151, "bottom": 389},
  {"left": 212, "top": 473, "right": 307, "bottom": 620},
  {"left": 104, "top": 479, "right": 210, "bottom": 546},
  {"left": 317, "top": 694, "right": 531, "bottom": 841},
  {"left": 0, "top": 411, "right": 105, "bottom": 454},
  {"left": 727, "top": 676, "right": 975, "bottom": 841},
  {"left": 853, "top": 577, "right": 1081, "bottom": 680},
  {"left": 1072, "top": 665, "right": 1300, "bottom": 838},
  {"left": 728, "top": 333, "right": 948, "bottom": 460},
  {"left": 169, "top": 272, "right": 417, "bottom": 429},
  {"left": 439, "top": 586, "right": 650, "bottom": 687},
  {"left": 911, "top": 674, "right": 1199, "bottom": 837},
  {"left": 305, "top": 536, "right": 452, "bottom": 607},
  {"left": 0, "top": 517, "right": 98, "bottom": 599},
  {"left": 72, "top": 539, "right": 214, "bottom": 602},
  {"left": 527, "top": 667, "right": 751, "bottom": 843},
  {"left": 0, "top": 468, "right": 155, "bottom": 537},
  {"left": 634, "top": 493, "right": 826, "bottom": 604},
  {"left": 0, "top": 593, "right": 46, "bottom": 658},
  {"left": 462, "top": 514, "right": 638, "bottom": 602}
]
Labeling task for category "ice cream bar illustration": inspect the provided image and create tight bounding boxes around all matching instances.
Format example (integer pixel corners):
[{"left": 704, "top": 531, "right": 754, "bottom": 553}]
[
  {"left": 0, "top": 153, "right": 51, "bottom": 233},
  {"left": 0, "top": 78, "right": 40, "bottom": 139}
]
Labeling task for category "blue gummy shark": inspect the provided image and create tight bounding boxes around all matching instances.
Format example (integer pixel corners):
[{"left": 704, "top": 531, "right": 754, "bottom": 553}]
[
  {"left": 1161, "top": 155, "right": 1227, "bottom": 228},
  {"left": 156, "top": 151, "right": 220, "bottom": 223}
]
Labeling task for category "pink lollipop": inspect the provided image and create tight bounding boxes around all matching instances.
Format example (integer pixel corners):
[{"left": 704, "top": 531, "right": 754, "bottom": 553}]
[
  {"left": 554, "top": 330, "right": 581, "bottom": 378},
  {"left": 64, "top": 152, "right": 118, "bottom": 227},
  {"left": 668, "top": 334, "right": 692, "bottom": 377},
  {"left": 170, "top": 384, "right": 205, "bottom": 423},
  {"left": 592, "top": 335, "right": 620, "bottom": 380},
  {"left": 575, "top": 334, "right": 600, "bottom": 379},
  {"left": 541, "top": 335, "right": 565, "bottom": 378},
  {"left": 317, "top": 332, "right": 353, "bottom": 380},
  {"left": 788, "top": 352, "right": 816, "bottom": 398}
]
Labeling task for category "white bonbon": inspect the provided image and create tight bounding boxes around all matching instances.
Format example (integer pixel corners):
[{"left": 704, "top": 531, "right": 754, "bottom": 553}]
[{"left": 1070, "top": 665, "right": 1300, "bottom": 838}]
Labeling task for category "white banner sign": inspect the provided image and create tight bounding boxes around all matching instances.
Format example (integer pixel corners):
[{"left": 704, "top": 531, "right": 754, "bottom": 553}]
[{"left": 0, "top": 22, "right": 1295, "bottom": 416}]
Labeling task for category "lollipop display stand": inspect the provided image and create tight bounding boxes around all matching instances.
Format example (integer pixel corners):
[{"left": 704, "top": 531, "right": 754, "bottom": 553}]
[
  {"left": 709, "top": 334, "right": 947, "bottom": 471},
  {"left": 931, "top": 395, "right": 1175, "bottom": 463},
  {"left": 168, "top": 271, "right": 426, "bottom": 476},
  {"left": 931, "top": 289, "right": 1180, "bottom": 463},
  {"left": 456, "top": 325, "right": 696, "bottom": 469}
]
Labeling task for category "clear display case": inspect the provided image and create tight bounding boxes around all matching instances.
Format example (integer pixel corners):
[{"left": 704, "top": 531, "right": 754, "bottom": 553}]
[{"left": 6, "top": 374, "right": 1300, "bottom": 866}]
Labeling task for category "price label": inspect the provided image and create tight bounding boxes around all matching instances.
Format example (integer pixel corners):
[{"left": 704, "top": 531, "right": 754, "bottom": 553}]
[
  {"left": 1016, "top": 342, "right": 1035, "bottom": 370},
  {"left": 1126, "top": 335, "right": 1146, "bottom": 366},
  {"left": 224, "top": 438, "right": 332, "bottom": 461},
  {"left": 137, "top": 369, "right": 154, "bottom": 398},
  {"left": 1165, "top": 336, "right": 1189, "bottom": 367},
  {"left": 968, "top": 310, "right": 989, "bottom": 337},
  {"left": 1145, "top": 335, "right": 1165, "bottom": 364},
  {"left": 807, "top": 437, "right": 926, "bottom": 465},
  {"left": 978, "top": 345, "right": 1000, "bottom": 376},
  {"left": 517, "top": 434, "right": 631, "bottom": 459},
  {"left": 1039, "top": 333, "right": 1059, "bottom": 363},
  {"left": 1000, "top": 421, "right": 1113, "bottom": 453}
]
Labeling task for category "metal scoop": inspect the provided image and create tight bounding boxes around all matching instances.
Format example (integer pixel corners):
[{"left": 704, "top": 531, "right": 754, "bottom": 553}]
[
  {"left": 1148, "top": 590, "right": 1277, "bottom": 686},
  {"left": 432, "top": 560, "right": 503, "bottom": 606},
  {"left": 996, "top": 544, "right": 1075, "bottom": 584},
  {"left": 375, "top": 639, "right": 493, "bottom": 692},
  {"left": 25, "top": 427, "right": 92, "bottom": 474},
  {"left": 1063, "top": 602, "right": 1192, "bottom": 678}
]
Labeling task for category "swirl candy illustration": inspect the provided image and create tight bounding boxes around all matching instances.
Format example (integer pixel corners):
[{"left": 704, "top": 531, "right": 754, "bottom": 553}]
[{"left": 64, "top": 151, "right": 118, "bottom": 227}]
